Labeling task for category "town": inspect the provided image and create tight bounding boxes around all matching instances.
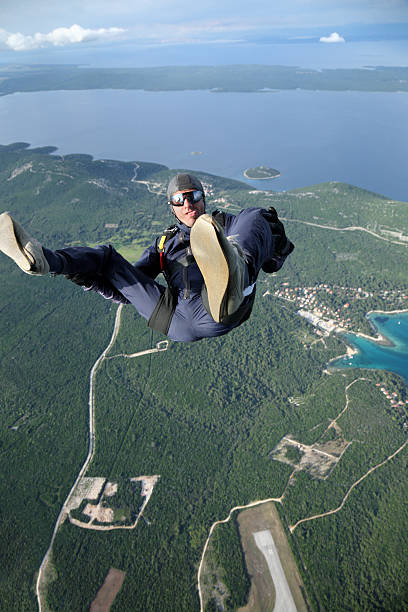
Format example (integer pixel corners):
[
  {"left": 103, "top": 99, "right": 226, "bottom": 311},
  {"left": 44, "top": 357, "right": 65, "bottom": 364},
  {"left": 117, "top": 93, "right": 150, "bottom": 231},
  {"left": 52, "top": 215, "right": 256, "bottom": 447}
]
[
  {"left": 270, "top": 282, "right": 408, "bottom": 332},
  {"left": 267, "top": 282, "right": 408, "bottom": 430}
]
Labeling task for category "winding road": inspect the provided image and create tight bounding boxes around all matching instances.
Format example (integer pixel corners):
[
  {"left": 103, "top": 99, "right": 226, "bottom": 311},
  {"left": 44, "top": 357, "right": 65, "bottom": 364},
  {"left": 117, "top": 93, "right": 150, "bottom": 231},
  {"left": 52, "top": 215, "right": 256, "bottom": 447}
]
[
  {"left": 281, "top": 217, "right": 408, "bottom": 246},
  {"left": 36, "top": 304, "right": 168, "bottom": 611},
  {"left": 198, "top": 375, "right": 408, "bottom": 610}
]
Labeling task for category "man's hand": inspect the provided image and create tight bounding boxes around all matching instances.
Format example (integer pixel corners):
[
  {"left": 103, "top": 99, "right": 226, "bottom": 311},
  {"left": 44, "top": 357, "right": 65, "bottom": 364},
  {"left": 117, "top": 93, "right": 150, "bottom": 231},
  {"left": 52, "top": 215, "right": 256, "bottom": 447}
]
[
  {"left": 263, "top": 207, "right": 292, "bottom": 254},
  {"left": 261, "top": 207, "right": 294, "bottom": 273},
  {"left": 64, "top": 272, "right": 94, "bottom": 288}
]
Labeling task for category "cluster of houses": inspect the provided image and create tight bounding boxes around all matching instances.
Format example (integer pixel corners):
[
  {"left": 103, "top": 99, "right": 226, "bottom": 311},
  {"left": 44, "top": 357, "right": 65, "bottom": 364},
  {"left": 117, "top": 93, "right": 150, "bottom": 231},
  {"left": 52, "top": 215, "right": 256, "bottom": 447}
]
[
  {"left": 265, "top": 282, "right": 408, "bottom": 430},
  {"left": 271, "top": 283, "right": 352, "bottom": 329},
  {"left": 271, "top": 283, "right": 407, "bottom": 331},
  {"left": 376, "top": 383, "right": 408, "bottom": 429}
]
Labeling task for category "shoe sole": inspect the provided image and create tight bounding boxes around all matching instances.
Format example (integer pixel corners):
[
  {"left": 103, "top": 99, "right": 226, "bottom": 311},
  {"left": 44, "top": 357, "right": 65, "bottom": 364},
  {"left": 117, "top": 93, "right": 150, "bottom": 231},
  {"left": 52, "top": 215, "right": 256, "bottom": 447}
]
[
  {"left": 190, "top": 215, "right": 229, "bottom": 322},
  {"left": 0, "top": 212, "right": 33, "bottom": 271}
]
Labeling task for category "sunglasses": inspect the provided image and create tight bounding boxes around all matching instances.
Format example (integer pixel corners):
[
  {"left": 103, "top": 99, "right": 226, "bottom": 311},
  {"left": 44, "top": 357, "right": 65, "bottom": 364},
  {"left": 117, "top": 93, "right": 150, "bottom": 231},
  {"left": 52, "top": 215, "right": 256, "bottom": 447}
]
[{"left": 169, "top": 190, "right": 204, "bottom": 206}]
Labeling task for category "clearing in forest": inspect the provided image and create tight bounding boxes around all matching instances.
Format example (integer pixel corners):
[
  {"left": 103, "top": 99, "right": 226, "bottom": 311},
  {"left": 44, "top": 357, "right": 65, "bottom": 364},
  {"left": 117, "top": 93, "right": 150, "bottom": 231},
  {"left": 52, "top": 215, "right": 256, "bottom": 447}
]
[
  {"left": 270, "top": 435, "right": 350, "bottom": 479},
  {"left": 90, "top": 568, "right": 126, "bottom": 612}
]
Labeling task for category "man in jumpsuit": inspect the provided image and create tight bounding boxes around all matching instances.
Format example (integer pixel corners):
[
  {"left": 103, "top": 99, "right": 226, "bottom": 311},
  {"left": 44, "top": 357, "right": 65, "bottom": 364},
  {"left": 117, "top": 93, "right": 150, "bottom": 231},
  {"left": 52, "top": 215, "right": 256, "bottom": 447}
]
[{"left": 0, "top": 173, "right": 293, "bottom": 342}]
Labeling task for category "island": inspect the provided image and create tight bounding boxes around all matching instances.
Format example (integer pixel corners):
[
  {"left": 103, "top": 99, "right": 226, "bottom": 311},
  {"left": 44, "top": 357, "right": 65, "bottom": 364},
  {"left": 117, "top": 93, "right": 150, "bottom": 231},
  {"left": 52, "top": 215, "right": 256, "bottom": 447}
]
[{"left": 244, "top": 165, "right": 281, "bottom": 180}]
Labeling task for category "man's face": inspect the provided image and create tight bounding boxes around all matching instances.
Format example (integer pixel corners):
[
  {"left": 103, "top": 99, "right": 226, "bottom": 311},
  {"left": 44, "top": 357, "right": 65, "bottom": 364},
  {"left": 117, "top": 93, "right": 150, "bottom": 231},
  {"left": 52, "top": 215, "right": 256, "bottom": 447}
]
[{"left": 171, "top": 190, "right": 205, "bottom": 227}]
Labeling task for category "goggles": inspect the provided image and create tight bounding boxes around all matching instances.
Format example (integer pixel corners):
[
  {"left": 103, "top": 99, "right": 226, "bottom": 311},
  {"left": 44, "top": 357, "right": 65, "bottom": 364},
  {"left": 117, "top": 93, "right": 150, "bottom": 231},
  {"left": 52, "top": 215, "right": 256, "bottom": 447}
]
[{"left": 169, "top": 190, "right": 204, "bottom": 206}]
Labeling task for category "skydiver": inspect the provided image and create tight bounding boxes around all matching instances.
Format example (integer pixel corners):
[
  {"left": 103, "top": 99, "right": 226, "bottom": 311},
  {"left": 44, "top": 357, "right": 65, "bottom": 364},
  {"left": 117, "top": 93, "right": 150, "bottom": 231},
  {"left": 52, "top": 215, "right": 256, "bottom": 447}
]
[{"left": 0, "top": 173, "right": 293, "bottom": 342}]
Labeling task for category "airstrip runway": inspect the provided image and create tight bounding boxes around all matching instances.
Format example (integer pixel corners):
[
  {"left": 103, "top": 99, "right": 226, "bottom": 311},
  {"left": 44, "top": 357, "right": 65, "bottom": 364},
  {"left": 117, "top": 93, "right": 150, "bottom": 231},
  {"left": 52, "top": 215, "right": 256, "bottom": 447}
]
[{"left": 253, "top": 530, "right": 297, "bottom": 612}]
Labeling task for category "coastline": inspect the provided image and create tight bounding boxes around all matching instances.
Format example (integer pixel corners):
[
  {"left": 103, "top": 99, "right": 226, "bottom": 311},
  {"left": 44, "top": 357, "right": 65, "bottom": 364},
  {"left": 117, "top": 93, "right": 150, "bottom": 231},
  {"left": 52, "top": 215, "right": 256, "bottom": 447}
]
[
  {"left": 361, "top": 308, "right": 408, "bottom": 346},
  {"left": 366, "top": 308, "right": 408, "bottom": 316},
  {"left": 328, "top": 308, "right": 408, "bottom": 370},
  {"left": 352, "top": 330, "right": 392, "bottom": 347},
  {"left": 345, "top": 308, "right": 408, "bottom": 348},
  {"left": 327, "top": 334, "right": 359, "bottom": 370}
]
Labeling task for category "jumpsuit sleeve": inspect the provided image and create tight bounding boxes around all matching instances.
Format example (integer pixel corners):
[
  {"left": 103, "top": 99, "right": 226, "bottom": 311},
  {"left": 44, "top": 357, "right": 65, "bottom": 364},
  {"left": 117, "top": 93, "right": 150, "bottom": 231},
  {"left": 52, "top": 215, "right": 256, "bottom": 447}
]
[{"left": 66, "top": 241, "right": 162, "bottom": 304}]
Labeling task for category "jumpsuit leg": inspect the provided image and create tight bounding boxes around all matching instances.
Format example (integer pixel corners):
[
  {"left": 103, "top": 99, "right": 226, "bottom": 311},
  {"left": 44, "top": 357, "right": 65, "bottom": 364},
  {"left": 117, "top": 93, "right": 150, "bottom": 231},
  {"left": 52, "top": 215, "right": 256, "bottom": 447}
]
[
  {"left": 43, "top": 245, "right": 164, "bottom": 322},
  {"left": 224, "top": 207, "right": 293, "bottom": 282},
  {"left": 166, "top": 208, "right": 294, "bottom": 341}
]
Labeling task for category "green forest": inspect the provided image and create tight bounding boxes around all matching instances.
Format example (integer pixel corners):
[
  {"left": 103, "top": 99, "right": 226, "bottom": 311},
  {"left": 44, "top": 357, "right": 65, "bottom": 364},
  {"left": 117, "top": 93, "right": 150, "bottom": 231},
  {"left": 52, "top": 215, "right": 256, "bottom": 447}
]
[{"left": 0, "top": 143, "right": 407, "bottom": 610}]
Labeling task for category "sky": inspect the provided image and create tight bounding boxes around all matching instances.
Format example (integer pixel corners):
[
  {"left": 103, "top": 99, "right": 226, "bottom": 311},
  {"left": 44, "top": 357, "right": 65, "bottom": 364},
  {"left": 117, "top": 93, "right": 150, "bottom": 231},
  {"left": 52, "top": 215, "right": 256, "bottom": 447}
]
[{"left": 0, "top": 0, "right": 408, "bottom": 65}]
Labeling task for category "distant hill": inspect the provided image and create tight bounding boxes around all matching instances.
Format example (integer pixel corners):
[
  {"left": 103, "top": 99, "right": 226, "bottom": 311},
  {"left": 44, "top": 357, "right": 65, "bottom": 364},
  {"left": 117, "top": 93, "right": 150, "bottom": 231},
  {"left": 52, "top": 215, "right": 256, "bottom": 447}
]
[
  {"left": 1, "top": 64, "right": 408, "bottom": 96},
  {"left": 0, "top": 143, "right": 407, "bottom": 611}
]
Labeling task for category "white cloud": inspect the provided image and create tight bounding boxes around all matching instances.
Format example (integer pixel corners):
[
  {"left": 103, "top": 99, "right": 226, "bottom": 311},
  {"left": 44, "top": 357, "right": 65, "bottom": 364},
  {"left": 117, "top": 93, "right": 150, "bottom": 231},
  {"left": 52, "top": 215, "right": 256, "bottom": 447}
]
[
  {"left": 320, "top": 32, "right": 345, "bottom": 43},
  {"left": 5, "top": 24, "right": 126, "bottom": 51},
  {"left": 2, "top": 1, "right": 408, "bottom": 44}
]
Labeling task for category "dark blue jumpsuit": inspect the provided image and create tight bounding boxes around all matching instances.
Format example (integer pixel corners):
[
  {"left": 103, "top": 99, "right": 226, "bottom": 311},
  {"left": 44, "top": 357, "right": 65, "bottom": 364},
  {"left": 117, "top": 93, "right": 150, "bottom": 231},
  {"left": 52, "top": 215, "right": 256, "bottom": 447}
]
[{"left": 43, "top": 208, "right": 292, "bottom": 342}]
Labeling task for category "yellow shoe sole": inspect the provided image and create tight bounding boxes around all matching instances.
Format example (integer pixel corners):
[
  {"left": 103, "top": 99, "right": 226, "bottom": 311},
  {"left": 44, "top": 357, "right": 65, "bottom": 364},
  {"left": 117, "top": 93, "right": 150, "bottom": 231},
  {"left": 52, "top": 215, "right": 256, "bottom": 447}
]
[
  {"left": 190, "top": 214, "right": 229, "bottom": 323},
  {"left": 0, "top": 212, "right": 33, "bottom": 271}
]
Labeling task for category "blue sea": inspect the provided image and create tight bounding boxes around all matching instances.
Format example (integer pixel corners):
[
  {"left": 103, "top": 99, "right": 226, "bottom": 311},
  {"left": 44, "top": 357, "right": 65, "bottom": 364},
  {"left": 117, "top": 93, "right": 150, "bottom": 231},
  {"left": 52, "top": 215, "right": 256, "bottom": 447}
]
[
  {"left": 331, "top": 312, "right": 408, "bottom": 383},
  {"left": 1, "top": 88, "right": 408, "bottom": 201}
]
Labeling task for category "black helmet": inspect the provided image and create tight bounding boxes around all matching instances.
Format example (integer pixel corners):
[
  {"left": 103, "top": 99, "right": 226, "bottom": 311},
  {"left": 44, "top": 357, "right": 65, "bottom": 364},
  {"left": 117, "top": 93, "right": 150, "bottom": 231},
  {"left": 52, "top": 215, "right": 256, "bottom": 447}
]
[{"left": 167, "top": 173, "right": 204, "bottom": 201}]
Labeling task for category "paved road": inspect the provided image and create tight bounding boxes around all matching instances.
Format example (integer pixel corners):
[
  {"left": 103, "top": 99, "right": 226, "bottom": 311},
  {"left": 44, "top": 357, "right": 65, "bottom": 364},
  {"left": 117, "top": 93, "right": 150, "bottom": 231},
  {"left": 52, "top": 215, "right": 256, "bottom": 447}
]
[{"left": 254, "top": 530, "right": 297, "bottom": 612}]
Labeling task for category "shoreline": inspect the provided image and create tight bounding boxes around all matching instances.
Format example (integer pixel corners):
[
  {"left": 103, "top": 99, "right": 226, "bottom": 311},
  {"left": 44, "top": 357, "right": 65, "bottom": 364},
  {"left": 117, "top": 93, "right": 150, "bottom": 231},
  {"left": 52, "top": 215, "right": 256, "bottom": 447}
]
[
  {"left": 328, "top": 308, "right": 408, "bottom": 368},
  {"left": 366, "top": 308, "right": 408, "bottom": 315},
  {"left": 345, "top": 308, "right": 408, "bottom": 347},
  {"left": 362, "top": 308, "right": 408, "bottom": 346},
  {"left": 351, "top": 330, "right": 392, "bottom": 347}
]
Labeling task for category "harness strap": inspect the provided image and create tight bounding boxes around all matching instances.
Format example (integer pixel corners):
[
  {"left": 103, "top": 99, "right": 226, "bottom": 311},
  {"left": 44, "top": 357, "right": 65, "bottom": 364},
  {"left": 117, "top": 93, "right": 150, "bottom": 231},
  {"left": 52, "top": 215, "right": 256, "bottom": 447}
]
[
  {"left": 150, "top": 211, "right": 255, "bottom": 334},
  {"left": 157, "top": 226, "right": 178, "bottom": 272},
  {"left": 156, "top": 213, "right": 226, "bottom": 273},
  {"left": 158, "top": 234, "right": 167, "bottom": 271}
]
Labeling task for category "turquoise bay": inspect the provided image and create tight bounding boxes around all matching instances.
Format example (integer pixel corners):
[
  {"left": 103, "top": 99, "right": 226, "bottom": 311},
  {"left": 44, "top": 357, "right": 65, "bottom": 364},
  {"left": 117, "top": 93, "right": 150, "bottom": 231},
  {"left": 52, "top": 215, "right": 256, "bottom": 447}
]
[{"left": 331, "top": 311, "right": 408, "bottom": 383}]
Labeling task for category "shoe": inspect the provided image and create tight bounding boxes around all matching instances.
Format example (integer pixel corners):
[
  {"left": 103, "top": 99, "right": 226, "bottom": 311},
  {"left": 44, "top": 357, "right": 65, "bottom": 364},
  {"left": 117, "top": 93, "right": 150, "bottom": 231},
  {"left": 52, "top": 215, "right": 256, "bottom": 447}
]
[
  {"left": 0, "top": 212, "right": 49, "bottom": 275},
  {"left": 190, "top": 214, "right": 246, "bottom": 323}
]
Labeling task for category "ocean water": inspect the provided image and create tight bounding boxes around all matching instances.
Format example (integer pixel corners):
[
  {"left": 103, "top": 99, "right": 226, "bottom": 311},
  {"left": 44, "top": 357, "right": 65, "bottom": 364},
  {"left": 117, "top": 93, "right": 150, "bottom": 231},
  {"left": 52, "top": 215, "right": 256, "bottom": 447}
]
[
  {"left": 1, "top": 88, "right": 408, "bottom": 201},
  {"left": 331, "top": 312, "right": 408, "bottom": 383}
]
